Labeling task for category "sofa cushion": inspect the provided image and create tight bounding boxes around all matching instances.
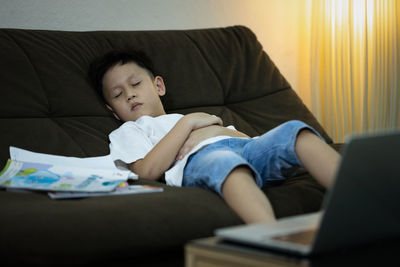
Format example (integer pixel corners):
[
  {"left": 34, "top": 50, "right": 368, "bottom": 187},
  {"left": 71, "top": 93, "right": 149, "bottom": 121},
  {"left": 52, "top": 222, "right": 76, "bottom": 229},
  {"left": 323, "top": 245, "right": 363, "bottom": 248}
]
[
  {"left": 0, "top": 26, "right": 329, "bottom": 265},
  {"left": 0, "top": 26, "right": 331, "bottom": 166}
]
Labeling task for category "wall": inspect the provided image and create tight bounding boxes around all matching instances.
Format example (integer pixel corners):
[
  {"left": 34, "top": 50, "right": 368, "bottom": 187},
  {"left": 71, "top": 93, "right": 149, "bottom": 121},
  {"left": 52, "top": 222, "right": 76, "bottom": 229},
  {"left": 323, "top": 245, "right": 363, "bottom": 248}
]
[{"left": 0, "top": 0, "right": 310, "bottom": 107}]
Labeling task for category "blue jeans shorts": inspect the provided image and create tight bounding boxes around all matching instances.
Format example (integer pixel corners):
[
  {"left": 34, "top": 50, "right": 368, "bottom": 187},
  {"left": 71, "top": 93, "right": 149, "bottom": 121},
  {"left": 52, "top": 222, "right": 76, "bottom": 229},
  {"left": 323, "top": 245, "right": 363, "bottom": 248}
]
[{"left": 182, "top": 120, "right": 324, "bottom": 197}]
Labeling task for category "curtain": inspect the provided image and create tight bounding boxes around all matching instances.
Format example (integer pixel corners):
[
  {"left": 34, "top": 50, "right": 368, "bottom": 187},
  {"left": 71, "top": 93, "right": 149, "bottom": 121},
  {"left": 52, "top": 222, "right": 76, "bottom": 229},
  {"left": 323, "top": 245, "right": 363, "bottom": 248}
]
[{"left": 310, "top": 0, "right": 400, "bottom": 142}]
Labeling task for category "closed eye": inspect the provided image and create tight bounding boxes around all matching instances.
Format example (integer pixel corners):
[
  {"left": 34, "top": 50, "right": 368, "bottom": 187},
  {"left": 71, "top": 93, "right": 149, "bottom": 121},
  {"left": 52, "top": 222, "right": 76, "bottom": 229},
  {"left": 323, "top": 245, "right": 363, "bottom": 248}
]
[
  {"left": 114, "top": 92, "right": 122, "bottom": 98},
  {"left": 132, "top": 81, "right": 141, "bottom": 87}
]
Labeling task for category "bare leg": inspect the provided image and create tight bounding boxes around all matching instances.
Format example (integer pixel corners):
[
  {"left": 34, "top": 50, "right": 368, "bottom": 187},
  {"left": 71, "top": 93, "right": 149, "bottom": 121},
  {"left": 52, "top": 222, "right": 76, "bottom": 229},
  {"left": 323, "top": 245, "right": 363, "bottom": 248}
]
[
  {"left": 222, "top": 131, "right": 340, "bottom": 224},
  {"left": 222, "top": 166, "right": 276, "bottom": 224},
  {"left": 295, "top": 130, "right": 341, "bottom": 188}
]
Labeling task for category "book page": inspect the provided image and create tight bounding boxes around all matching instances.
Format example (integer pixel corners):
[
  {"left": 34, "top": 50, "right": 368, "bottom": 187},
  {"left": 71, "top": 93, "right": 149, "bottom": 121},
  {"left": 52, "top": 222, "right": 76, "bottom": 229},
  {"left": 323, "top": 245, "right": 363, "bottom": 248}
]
[
  {"left": 9, "top": 146, "right": 138, "bottom": 179},
  {"left": 0, "top": 159, "right": 128, "bottom": 192}
]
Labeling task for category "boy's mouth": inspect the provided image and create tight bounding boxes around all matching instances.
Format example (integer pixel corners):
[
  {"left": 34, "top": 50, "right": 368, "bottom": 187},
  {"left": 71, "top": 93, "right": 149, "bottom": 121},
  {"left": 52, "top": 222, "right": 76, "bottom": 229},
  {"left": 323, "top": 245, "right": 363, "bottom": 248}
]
[{"left": 131, "top": 103, "right": 143, "bottom": 111}]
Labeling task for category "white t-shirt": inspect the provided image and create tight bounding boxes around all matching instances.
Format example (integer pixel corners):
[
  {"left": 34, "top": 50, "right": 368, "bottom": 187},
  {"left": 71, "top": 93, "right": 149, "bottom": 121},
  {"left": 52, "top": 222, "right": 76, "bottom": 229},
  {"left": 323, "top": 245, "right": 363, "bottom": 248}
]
[{"left": 109, "top": 114, "right": 236, "bottom": 186}]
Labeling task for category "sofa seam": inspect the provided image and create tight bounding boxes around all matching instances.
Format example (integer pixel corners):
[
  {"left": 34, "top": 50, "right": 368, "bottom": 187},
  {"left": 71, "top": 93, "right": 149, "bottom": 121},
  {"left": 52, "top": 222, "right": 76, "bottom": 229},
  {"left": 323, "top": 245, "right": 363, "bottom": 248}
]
[
  {"left": 226, "top": 86, "right": 292, "bottom": 106},
  {"left": 48, "top": 117, "right": 89, "bottom": 156},
  {"left": 3, "top": 30, "right": 52, "bottom": 114},
  {"left": 169, "top": 86, "right": 291, "bottom": 111},
  {"left": 224, "top": 106, "right": 261, "bottom": 135},
  {"left": 183, "top": 32, "right": 226, "bottom": 104}
]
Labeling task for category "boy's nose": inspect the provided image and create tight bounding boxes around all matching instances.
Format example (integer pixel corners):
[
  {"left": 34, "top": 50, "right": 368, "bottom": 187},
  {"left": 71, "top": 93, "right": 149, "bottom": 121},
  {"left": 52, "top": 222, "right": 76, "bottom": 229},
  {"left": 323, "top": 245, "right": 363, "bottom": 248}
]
[
  {"left": 128, "top": 94, "right": 136, "bottom": 101},
  {"left": 127, "top": 88, "right": 136, "bottom": 101}
]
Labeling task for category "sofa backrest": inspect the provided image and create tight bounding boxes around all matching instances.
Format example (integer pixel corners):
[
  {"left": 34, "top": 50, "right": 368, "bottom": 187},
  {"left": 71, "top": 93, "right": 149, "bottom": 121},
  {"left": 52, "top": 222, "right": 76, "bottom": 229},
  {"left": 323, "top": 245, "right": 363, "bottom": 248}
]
[{"left": 0, "top": 26, "right": 331, "bottom": 166}]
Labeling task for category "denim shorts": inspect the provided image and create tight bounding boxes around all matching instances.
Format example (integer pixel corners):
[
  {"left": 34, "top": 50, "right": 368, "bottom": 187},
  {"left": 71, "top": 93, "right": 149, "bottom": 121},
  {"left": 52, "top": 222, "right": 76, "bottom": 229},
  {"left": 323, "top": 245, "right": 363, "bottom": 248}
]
[{"left": 182, "top": 120, "right": 323, "bottom": 197}]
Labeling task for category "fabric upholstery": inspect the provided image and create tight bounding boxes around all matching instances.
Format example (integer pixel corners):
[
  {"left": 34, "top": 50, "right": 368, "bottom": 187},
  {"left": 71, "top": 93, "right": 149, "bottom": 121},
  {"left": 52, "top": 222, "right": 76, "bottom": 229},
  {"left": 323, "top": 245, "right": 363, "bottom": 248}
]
[{"left": 0, "top": 26, "right": 329, "bottom": 265}]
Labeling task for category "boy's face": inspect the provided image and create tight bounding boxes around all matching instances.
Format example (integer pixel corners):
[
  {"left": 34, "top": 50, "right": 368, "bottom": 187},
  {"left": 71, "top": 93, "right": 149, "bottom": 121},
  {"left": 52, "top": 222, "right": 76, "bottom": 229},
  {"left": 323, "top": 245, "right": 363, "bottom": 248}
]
[{"left": 102, "top": 62, "right": 166, "bottom": 122}]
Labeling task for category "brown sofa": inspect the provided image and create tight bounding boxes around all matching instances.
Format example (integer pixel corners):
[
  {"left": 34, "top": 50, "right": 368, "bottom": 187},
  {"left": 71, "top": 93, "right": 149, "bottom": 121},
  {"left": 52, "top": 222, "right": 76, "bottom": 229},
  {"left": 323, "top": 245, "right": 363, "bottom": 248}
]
[{"left": 0, "top": 26, "right": 334, "bottom": 265}]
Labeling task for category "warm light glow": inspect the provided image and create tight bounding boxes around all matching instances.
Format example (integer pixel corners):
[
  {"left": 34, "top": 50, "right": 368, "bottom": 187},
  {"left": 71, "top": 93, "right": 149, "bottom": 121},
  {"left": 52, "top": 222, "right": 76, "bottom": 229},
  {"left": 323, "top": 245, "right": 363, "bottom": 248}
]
[{"left": 310, "top": 0, "right": 400, "bottom": 142}]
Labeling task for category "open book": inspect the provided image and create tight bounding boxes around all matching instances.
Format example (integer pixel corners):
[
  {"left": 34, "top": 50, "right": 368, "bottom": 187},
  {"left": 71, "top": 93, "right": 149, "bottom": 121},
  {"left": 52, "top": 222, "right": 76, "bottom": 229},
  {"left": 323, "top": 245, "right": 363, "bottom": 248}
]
[
  {"left": 0, "top": 147, "right": 161, "bottom": 198},
  {"left": 48, "top": 182, "right": 163, "bottom": 199}
]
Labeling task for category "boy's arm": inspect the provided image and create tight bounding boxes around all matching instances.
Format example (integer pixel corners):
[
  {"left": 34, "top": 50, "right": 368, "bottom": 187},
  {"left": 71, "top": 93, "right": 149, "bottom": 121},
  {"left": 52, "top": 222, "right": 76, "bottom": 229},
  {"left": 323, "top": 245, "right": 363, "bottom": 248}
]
[
  {"left": 177, "top": 125, "right": 249, "bottom": 160},
  {"left": 130, "top": 113, "right": 222, "bottom": 181}
]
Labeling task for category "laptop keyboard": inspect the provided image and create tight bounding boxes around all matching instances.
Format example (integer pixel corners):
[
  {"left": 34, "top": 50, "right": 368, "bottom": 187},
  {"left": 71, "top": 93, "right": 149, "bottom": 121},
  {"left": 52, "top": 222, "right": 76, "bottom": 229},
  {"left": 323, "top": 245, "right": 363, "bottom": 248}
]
[{"left": 271, "top": 229, "right": 316, "bottom": 246}]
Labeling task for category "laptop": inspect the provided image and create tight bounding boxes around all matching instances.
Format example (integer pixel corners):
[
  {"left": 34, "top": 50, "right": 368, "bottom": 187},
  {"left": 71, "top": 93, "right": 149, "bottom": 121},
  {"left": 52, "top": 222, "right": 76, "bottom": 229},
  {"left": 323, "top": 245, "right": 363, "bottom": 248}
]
[{"left": 215, "top": 131, "right": 400, "bottom": 255}]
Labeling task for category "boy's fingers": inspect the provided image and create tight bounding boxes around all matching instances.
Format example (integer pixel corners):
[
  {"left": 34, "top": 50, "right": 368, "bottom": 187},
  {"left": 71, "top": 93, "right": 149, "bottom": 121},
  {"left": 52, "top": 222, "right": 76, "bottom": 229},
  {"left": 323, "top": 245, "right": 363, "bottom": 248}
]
[
  {"left": 177, "top": 147, "right": 189, "bottom": 160},
  {"left": 213, "top": 115, "right": 223, "bottom": 125},
  {"left": 178, "top": 140, "right": 197, "bottom": 160},
  {"left": 177, "top": 147, "right": 184, "bottom": 160}
]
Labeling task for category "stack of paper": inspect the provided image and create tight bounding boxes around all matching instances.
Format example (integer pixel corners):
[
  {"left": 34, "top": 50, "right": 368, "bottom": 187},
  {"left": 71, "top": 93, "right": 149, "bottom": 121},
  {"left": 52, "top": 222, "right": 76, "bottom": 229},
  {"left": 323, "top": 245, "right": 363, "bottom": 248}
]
[{"left": 0, "top": 147, "right": 162, "bottom": 199}]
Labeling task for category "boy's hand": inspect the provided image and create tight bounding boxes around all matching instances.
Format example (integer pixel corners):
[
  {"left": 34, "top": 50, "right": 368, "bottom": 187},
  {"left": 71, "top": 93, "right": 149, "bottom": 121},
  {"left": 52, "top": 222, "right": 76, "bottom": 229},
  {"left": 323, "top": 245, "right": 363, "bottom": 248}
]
[
  {"left": 183, "top": 112, "right": 223, "bottom": 130},
  {"left": 177, "top": 125, "right": 220, "bottom": 160},
  {"left": 176, "top": 125, "right": 250, "bottom": 160},
  {"left": 130, "top": 113, "right": 222, "bottom": 181}
]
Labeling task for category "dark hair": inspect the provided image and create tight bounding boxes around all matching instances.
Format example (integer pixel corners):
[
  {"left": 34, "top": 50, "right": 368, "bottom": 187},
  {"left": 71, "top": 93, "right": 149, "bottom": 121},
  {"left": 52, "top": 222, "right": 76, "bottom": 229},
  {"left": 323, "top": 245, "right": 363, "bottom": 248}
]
[{"left": 88, "top": 50, "right": 156, "bottom": 103}]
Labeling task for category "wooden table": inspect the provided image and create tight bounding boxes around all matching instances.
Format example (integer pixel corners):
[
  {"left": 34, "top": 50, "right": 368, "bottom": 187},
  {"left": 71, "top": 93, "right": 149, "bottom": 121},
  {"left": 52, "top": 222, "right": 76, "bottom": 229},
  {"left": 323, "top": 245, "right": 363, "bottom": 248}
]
[{"left": 185, "top": 236, "right": 400, "bottom": 267}]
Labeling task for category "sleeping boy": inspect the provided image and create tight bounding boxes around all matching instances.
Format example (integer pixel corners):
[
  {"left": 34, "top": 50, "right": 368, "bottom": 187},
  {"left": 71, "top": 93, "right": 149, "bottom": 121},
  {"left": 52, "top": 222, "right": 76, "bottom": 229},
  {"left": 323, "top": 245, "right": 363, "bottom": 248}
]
[{"left": 89, "top": 50, "right": 340, "bottom": 224}]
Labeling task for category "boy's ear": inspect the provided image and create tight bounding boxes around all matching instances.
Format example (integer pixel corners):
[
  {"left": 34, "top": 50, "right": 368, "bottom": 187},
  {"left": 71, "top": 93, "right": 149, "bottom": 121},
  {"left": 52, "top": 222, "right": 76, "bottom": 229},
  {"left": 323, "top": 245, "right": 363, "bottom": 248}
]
[
  {"left": 106, "top": 104, "right": 121, "bottom": 121},
  {"left": 154, "top": 76, "right": 166, "bottom": 96}
]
